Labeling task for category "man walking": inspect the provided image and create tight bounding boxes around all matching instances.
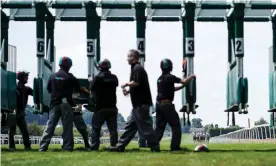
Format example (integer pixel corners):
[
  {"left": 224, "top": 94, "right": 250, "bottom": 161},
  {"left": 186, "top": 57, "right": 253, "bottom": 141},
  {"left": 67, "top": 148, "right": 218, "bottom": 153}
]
[{"left": 110, "top": 49, "right": 160, "bottom": 152}]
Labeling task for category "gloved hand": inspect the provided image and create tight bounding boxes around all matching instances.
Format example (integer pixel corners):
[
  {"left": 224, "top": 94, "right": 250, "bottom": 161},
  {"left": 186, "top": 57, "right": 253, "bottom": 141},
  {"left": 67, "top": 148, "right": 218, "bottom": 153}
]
[
  {"left": 149, "top": 105, "right": 156, "bottom": 117},
  {"left": 88, "top": 76, "right": 93, "bottom": 82},
  {"left": 74, "top": 104, "right": 82, "bottom": 113}
]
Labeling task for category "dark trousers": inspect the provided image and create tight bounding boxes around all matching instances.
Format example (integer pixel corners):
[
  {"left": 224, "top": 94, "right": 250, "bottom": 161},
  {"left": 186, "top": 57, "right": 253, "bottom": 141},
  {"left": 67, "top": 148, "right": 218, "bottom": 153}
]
[
  {"left": 117, "top": 105, "right": 159, "bottom": 150},
  {"left": 73, "top": 114, "right": 90, "bottom": 148},
  {"left": 40, "top": 103, "right": 74, "bottom": 151},
  {"left": 155, "top": 103, "right": 181, "bottom": 150},
  {"left": 9, "top": 116, "right": 31, "bottom": 149},
  {"left": 138, "top": 134, "right": 147, "bottom": 147},
  {"left": 91, "top": 108, "right": 118, "bottom": 149},
  {"left": 61, "top": 114, "right": 90, "bottom": 148}
]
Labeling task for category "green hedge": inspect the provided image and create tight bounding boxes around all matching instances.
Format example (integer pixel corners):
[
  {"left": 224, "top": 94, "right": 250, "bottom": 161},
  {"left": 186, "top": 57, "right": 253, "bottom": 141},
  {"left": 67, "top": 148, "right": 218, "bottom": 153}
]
[{"left": 210, "top": 126, "right": 242, "bottom": 137}]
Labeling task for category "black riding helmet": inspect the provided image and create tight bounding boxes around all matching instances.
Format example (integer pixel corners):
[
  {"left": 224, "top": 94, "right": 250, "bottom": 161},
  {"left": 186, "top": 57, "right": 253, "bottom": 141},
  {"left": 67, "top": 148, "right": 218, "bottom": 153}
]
[
  {"left": 98, "top": 59, "right": 111, "bottom": 70},
  {"left": 160, "top": 58, "right": 173, "bottom": 71}
]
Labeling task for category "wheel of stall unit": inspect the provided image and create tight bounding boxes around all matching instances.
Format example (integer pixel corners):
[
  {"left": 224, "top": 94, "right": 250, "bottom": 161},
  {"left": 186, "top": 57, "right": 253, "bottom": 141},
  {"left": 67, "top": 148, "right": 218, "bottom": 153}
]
[
  {"left": 241, "top": 77, "right": 248, "bottom": 104},
  {"left": 269, "top": 72, "right": 274, "bottom": 108},
  {"left": 236, "top": 77, "right": 243, "bottom": 104}
]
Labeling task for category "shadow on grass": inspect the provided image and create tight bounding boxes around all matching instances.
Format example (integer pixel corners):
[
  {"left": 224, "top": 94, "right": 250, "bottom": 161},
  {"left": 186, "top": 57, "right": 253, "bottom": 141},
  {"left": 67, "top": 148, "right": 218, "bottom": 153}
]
[{"left": 2, "top": 147, "right": 276, "bottom": 153}]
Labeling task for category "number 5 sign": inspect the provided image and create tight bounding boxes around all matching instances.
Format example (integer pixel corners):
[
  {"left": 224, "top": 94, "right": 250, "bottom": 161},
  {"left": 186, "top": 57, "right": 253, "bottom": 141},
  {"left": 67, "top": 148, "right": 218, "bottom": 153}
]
[{"left": 87, "top": 39, "right": 96, "bottom": 57}]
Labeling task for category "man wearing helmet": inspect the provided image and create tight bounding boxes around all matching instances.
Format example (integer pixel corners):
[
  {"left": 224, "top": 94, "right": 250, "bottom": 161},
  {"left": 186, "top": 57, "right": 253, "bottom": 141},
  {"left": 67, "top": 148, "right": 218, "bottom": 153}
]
[
  {"left": 9, "top": 71, "right": 33, "bottom": 151},
  {"left": 89, "top": 59, "right": 119, "bottom": 150},
  {"left": 110, "top": 49, "right": 160, "bottom": 152},
  {"left": 39, "top": 56, "right": 89, "bottom": 152},
  {"left": 155, "top": 58, "right": 195, "bottom": 151}
]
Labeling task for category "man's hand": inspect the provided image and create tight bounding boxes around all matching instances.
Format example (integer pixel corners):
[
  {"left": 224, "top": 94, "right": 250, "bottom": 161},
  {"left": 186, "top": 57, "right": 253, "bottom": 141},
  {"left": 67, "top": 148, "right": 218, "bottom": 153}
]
[
  {"left": 88, "top": 76, "right": 93, "bottom": 82},
  {"left": 121, "top": 83, "right": 128, "bottom": 89},
  {"left": 122, "top": 88, "right": 129, "bottom": 96},
  {"left": 181, "top": 74, "right": 196, "bottom": 85}
]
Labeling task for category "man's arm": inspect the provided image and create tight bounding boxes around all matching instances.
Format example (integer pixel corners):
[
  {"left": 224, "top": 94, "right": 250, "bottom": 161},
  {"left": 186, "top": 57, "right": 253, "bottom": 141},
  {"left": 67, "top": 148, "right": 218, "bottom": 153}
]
[
  {"left": 122, "top": 66, "right": 143, "bottom": 88},
  {"left": 27, "top": 86, "right": 33, "bottom": 96},
  {"left": 173, "top": 75, "right": 196, "bottom": 91},
  {"left": 172, "top": 75, "right": 185, "bottom": 91},
  {"left": 174, "top": 85, "right": 185, "bottom": 91},
  {"left": 179, "top": 75, "right": 196, "bottom": 86}
]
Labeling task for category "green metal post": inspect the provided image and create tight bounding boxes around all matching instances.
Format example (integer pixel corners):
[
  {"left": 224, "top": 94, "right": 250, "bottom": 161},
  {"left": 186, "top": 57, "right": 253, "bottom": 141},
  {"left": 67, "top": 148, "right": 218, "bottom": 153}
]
[
  {"left": 35, "top": 2, "right": 46, "bottom": 76},
  {"left": 184, "top": 2, "right": 196, "bottom": 116},
  {"left": 135, "top": 1, "right": 146, "bottom": 66},
  {"left": 227, "top": 17, "right": 235, "bottom": 126},
  {"left": 96, "top": 23, "right": 101, "bottom": 63},
  {"left": 1, "top": 11, "right": 9, "bottom": 65},
  {"left": 46, "top": 17, "right": 55, "bottom": 65},
  {"left": 234, "top": 3, "right": 245, "bottom": 117},
  {"left": 234, "top": 3, "right": 245, "bottom": 60},
  {"left": 85, "top": 1, "right": 98, "bottom": 77},
  {"left": 35, "top": 2, "right": 46, "bottom": 113},
  {"left": 271, "top": 17, "right": 276, "bottom": 126},
  {"left": 181, "top": 17, "right": 187, "bottom": 126}
]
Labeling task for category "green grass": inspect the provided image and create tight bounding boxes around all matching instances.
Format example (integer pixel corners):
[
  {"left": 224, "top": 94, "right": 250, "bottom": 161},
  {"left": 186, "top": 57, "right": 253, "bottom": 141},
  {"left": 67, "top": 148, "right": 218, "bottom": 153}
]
[{"left": 1, "top": 135, "right": 276, "bottom": 166}]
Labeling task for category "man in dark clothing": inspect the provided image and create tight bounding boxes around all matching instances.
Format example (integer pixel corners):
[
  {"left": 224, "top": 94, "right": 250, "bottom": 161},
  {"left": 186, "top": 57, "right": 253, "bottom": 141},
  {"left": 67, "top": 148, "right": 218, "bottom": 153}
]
[
  {"left": 9, "top": 71, "right": 32, "bottom": 151},
  {"left": 61, "top": 104, "right": 90, "bottom": 150},
  {"left": 89, "top": 59, "right": 119, "bottom": 150},
  {"left": 110, "top": 49, "right": 160, "bottom": 152},
  {"left": 155, "top": 58, "right": 195, "bottom": 151},
  {"left": 39, "top": 56, "right": 89, "bottom": 152}
]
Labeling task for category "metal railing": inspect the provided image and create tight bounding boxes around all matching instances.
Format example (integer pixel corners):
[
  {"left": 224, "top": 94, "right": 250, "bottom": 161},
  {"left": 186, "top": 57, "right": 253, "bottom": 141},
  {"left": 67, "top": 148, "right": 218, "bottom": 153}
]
[{"left": 210, "top": 124, "right": 276, "bottom": 144}]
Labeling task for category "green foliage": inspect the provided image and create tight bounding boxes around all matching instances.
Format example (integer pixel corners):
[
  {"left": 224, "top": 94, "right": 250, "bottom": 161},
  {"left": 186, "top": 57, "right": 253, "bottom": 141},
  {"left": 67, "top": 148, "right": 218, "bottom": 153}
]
[
  {"left": 209, "top": 126, "right": 242, "bottom": 137},
  {"left": 191, "top": 118, "right": 203, "bottom": 128},
  {"left": 254, "top": 117, "right": 268, "bottom": 126}
]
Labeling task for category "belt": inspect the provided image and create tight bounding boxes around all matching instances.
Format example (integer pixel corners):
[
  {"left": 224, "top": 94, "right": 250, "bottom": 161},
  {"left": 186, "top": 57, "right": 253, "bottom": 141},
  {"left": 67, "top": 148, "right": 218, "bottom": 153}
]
[{"left": 158, "top": 99, "right": 172, "bottom": 104}]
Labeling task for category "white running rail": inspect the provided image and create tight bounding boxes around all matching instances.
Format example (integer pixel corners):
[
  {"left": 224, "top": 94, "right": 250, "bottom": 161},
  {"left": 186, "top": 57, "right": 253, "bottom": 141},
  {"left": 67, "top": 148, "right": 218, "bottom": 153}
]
[{"left": 210, "top": 124, "right": 276, "bottom": 144}]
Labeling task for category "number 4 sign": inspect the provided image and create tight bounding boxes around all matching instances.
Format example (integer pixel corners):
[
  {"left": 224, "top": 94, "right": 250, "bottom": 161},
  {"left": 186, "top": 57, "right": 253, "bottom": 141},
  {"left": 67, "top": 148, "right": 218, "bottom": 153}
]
[{"left": 137, "top": 38, "right": 145, "bottom": 54}]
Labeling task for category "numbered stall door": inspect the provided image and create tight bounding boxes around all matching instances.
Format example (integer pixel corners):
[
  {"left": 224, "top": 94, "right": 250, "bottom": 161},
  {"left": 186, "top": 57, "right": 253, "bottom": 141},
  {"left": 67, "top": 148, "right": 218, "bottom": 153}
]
[
  {"left": 229, "top": 67, "right": 238, "bottom": 106},
  {"left": 42, "top": 59, "right": 53, "bottom": 111},
  {"left": 1, "top": 69, "right": 8, "bottom": 110},
  {"left": 7, "top": 71, "right": 16, "bottom": 110}
]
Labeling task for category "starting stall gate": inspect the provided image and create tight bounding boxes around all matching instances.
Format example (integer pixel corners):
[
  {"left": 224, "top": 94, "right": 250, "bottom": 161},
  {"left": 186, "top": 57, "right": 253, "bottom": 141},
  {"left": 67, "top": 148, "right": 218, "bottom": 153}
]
[{"left": 1, "top": 0, "right": 276, "bottom": 127}]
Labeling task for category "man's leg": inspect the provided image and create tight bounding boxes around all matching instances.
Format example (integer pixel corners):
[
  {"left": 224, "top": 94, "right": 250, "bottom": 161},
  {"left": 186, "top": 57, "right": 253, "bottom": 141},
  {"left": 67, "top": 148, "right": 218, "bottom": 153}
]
[
  {"left": 17, "top": 117, "right": 31, "bottom": 149},
  {"left": 138, "top": 134, "right": 147, "bottom": 148},
  {"left": 39, "top": 105, "right": 62, "bottom": 151},
  {"left": 91, "top": 111, "right": 105, "bottom": 150},
  {"left": 162, "top": 104, "right": 182, "bottom": 151},
  {"left": 106, "top": 110, "right": 118, "bottom": 147},
  {"left": 60, "top": 103, "right": 74, "bottom": 151},
  {"left": 8, "top": 122, "right": 16, "bottom": 150},
  {"left": 116, "top": 111, "right": 138, "bottom": 150},
  {"left": 73, "top": 114, "right": 90, "bottom": 148},
  {"left": 133, "top": 105, "right": 160, "bottom": 151},
  {"left": 154, "top": 104, "right": 167, "bottom": 142}
]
